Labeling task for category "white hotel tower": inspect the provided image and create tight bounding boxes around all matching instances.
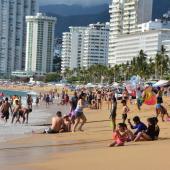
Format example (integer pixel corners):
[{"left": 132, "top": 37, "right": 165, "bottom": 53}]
[
  {"left": 109, "top": 0, "right": 154, "bottom": 66},
  {"left": 25, "top": 13, "right": 56, "bottom": 74},
  {"left": 61, "top": 23, "right": 109, "bottom": 72},
  {"left": 0, "top": 0, "right": 38, "bottom": 75}
]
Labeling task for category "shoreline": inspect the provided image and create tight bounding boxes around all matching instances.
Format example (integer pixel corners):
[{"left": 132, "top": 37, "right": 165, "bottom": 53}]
[{"left": 0, "top": 98, "right": 70, "bottom": 143}]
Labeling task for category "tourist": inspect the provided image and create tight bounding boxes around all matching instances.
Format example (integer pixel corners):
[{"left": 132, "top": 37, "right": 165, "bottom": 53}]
[
  {"left": 69, "top": 92, "right": 78, "bottom": 123},
  {"left": 136, "top": 87, "right": 143, "bottom": 110},
  {"left": 152, "top": 117, "right": 160, "bottom": 140},
  {"left": 19, "top": 107, "right": 30, "bottom": 124},
  {"left": 64, "top": 93, "right": 69, "bottom": 105},
  {"left": 109, "top": 93, "right": 117, "bottom": 131},
  {"left": 72, "top": 94, "right": 87, "bottom": 132},
  {"left": 122, "top": 87, "right": 129, "bottom": 101},
  {"left": 11, "top": 99, "right": 21, "bottom": 124},
  {"left": 27, "top": 94, "right": 33, "bottom": 110},
  {"left": 155, "top": 87, "right": 169, "bottom": 121},
  {"left": 96, "top": 90, "right": 102, "bottom": 109},
  {"left": 109, "top": 123, "right": 133, "bottom": 147},
  {"left": 121, "top": 100, "right": 130, "bottom": 123},
  {"left": 134, "top": 117, "right": 158, "bottom": 142},
  {"left": 107, "top": 89, "right": 113, "bottom": 110},
  {"left": 87, "top": 91, "right": 93, "bottom": 107},
  {"left": 128, "top": 116, "right": 147, "bottom": 136},
  {"left": 35, "top": 96, "right": 40, "bottom": 106},
  {"left": 44, "top": 111, "right": 64, "bottom": 134},
  {"left": 1, "top": 97, "right": 13, "bottom": 122},
  {"left": 62, "top": 115, "right": 71, "bottom": 132},
  {"left": 45, "top": 94, "right": 50, "bottom": 107}
]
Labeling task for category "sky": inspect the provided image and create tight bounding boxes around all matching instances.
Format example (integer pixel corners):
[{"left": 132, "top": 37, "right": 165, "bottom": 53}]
[{"left": 39, "top": 0, "right": 110, "bottom": 6}]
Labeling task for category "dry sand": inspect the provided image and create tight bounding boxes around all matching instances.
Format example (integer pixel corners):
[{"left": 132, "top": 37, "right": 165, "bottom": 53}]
[{"left": 0, "top": 97, "right": 170, "bottom": 170}]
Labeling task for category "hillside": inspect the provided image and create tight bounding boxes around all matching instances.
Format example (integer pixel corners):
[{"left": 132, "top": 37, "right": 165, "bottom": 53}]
[
  {"left": 40, "top": 4, "right": 110, "bottom": 37},
  {"left": 50, "top": 11, "right": 109, "bottom": 37},
  {"left": 40, "top": 4, "right": 109, "bottom": 16}
]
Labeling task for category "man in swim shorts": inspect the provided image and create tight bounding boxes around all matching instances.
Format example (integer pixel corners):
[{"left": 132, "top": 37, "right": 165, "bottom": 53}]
[
  {"left": 1, "top": 98, "right": 13, "bottom": 122},
  {"left": 44, "top": 111, "right": 64, "bottom": 134}
]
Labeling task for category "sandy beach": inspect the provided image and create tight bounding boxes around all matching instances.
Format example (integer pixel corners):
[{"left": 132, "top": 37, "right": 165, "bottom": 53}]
[{"left": 0, "top": 96, "right": 170, "bottom": 170}]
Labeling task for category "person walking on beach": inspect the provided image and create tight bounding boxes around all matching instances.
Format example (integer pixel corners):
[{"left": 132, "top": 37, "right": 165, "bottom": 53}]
[
  {"left": 121, "top": 100, "right": 130, "bottom": 123},
  {"left": 11, "top": 100, "right": 21, "bottom": 124},
  {"left": 1, "top": 97, "right": 13, "bottom": 122},
  {"left": 35, "top": 96, "right": 40, "bottom": 106},
  {"left": 27, "top": 95, "right": 33, "bottom": 110},
  {"left": 110, "top": 93, "right": 117, "bottom": 131},
  {"left": 45, "top": 94, "right": 50, "bottom": 107},
  {"left": 107, "top": 89, "right": 113, "bottom": 110},
  {"left": 72, "top": 94, "right": 87, "bottom": 132},
  {"left": 96, "top": 90, "right": 102, "bottom": 109},
  {"left": 136, "top": 87, "right": 143, "bottom": 110}
]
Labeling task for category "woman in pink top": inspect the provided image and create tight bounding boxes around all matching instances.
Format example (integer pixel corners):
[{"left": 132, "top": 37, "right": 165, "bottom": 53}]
[{"left": 109, "top": 123, "right": 133, "bottom": 147}]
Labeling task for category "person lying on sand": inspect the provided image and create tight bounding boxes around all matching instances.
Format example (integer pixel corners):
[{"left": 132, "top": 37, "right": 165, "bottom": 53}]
[{"left": 44, "top": 111, "right": 64, "bottom": 134}]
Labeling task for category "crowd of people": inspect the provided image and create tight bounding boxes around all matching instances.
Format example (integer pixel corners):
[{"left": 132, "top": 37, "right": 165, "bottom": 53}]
[
  {"left": 43, "top": 85, "right": 170, "bottom": 148},
  {"left": 0, "top": 94, "right": 33, "bottom": 124},
  {"left": 0, "top": 84, "right": 169, "bottom": 148}
]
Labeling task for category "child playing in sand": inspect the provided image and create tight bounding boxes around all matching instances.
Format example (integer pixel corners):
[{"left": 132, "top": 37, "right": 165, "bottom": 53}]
[
  {"left": 121, "top": 100, "right": 130, "bottom": 123},
  {"left": 109, "top": 123, "right": 133, "bottom": 147}
]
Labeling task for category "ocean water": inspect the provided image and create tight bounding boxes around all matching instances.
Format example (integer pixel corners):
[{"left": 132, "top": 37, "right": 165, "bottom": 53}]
[
  {"left": 0, "top": 89, "right": 37, "bottom": 106},
  {"left": 0, "top": 89, "right": 49, "bottom": 142},
  {"left": 0, "top": 89, "right": 28, "bottom": 96}
]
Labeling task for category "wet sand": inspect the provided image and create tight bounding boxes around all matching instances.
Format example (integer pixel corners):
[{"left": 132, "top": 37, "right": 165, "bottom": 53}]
[{"left": 0, "top": 97, "right": 170, "bottom": 170}]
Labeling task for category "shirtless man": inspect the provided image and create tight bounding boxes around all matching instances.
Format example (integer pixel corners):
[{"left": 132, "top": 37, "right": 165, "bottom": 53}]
[
  {"left": 44, "top": 111, "right": 64, "bottom": 134},
  {"left": 1, "top": 98, "right": 13, "bottom": 122},
  {"left": 19, "top": 107, "right": 30, "bottom": 124},
  {"left": 11, "top": 100, "right": 21, "bottom": 124}
]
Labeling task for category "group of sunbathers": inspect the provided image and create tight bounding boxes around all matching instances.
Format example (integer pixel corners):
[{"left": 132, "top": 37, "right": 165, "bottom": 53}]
[{"left": 109, "top": 116, "right": 160, "bottom": 147}]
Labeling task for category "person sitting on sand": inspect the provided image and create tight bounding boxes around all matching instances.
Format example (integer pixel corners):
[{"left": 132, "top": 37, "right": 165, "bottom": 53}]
[
  {"left": 61, "top": 115, "right": 72, "bottom": 132},
  {"left": 109, "top": 123, "right": 133, "bottom": 147},
  {"left": 134, "top": 117, "right": 158, "bottom": 142},
  {"left": 44, "top": 111, "right": 64, "bottom": 134},
  {"left": 152, "top": 117, "right": 160, "bottom": 140},
  {"left": 128, "top": 116, "right": 147, "bottom": 136}
]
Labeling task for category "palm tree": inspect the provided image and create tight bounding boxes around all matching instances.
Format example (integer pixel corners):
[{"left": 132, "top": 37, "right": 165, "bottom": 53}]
[{"left": 155, "top": 45, "right": 170, "bottom": 79}]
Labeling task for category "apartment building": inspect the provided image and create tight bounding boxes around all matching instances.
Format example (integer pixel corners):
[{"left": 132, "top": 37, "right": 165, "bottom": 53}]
[
  {"left": 0, "top": 0, "right": 38, "bottom": 75},
  {"left": 61, "top": 23, "right": 109, "bottom": 72},
  {"left": 25, "top": 13, "right": 56, "bottom": 74}
]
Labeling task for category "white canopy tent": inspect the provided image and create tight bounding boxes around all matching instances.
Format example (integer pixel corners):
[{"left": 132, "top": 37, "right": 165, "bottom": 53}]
[{"left": 153, "top": 80, "right": 170, "bottom": 87}]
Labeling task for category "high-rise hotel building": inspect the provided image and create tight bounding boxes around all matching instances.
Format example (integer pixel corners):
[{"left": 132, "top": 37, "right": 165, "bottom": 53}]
[
  {"left": 61, "top": 23, "right": 109, "bottom": 72},
  {"left": 108, "top": 0, "right": 170, "bottom": 66},
  {"left": 25, "top": 13, "right": 56, "bottom": 74},
  {"left": 0, "top": 0, "right": 38, "bottom": 75}
]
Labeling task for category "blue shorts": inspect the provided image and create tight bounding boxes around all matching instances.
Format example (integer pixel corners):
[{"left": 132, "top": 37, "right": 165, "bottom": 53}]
[{"left": 156, "top": 104, "right": 161, "bottom": 109}]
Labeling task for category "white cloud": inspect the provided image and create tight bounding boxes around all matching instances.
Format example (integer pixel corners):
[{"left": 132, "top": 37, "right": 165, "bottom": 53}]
[{"left": 39, "top": 0, "right": 109, "bottom": 6}]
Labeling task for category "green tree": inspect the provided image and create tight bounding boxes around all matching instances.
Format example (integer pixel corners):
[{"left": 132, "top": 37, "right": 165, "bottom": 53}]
[{"left": 44, "top": 72, "right": 61, "bottom": 82}]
